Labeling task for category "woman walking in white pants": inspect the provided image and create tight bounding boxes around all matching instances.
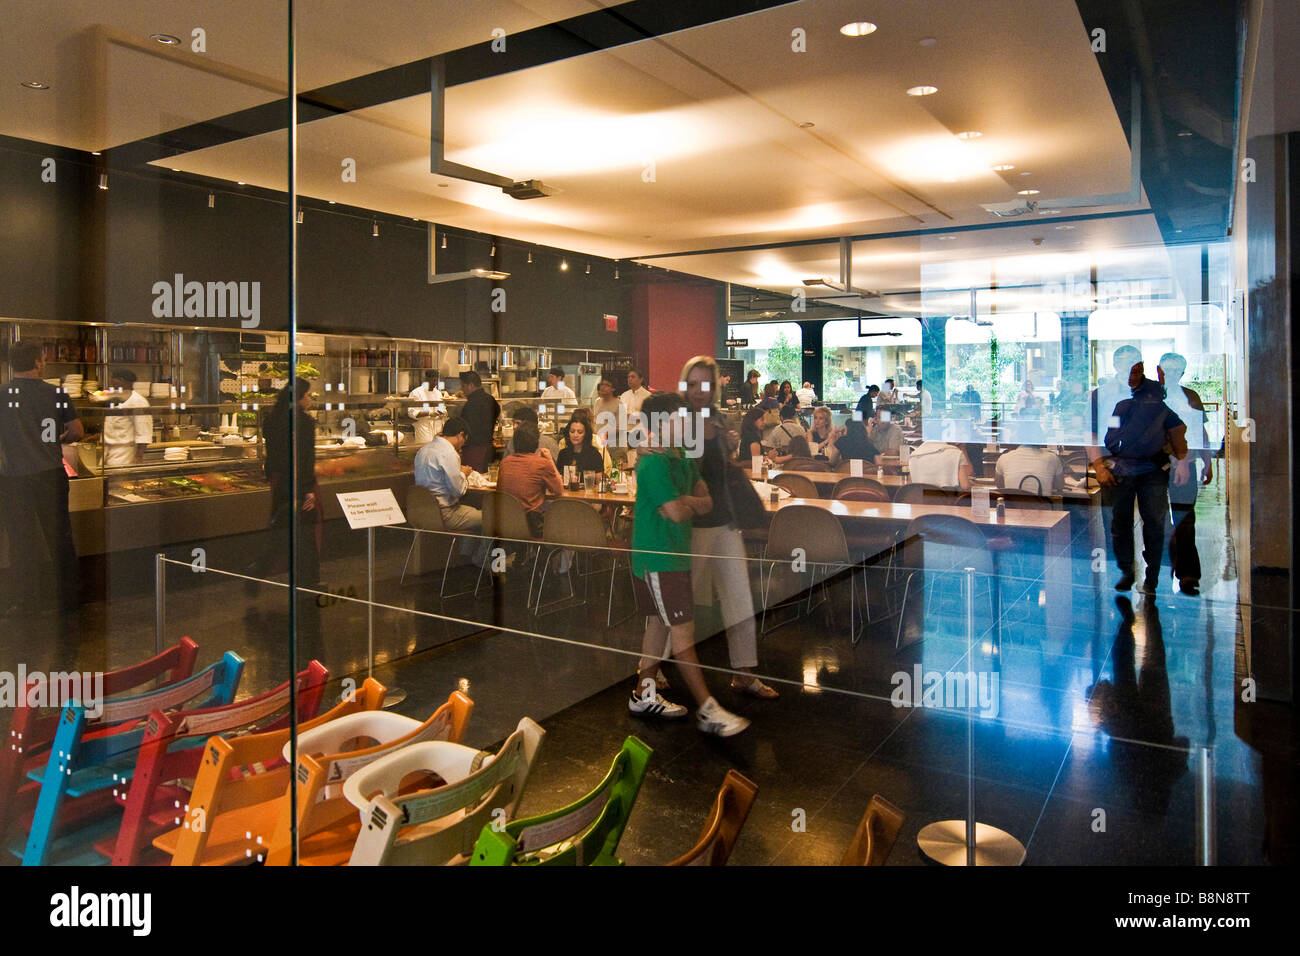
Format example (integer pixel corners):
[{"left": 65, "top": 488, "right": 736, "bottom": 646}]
[{"left": 675, "top": 355, "right": 777, "bottom": 698}]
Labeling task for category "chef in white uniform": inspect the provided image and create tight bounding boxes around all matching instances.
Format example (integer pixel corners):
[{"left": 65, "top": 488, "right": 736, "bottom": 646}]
[
  {"left": 407, "top": 371, "right": 443, "bottom": 446},
  {"left": 103, "top": 369, "right": 152, "bottom": 467}
]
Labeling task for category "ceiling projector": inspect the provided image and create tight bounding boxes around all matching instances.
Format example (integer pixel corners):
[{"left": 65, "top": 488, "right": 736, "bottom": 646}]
[{"left": 503, "top": 180, "right": 558, "bottom": 200}]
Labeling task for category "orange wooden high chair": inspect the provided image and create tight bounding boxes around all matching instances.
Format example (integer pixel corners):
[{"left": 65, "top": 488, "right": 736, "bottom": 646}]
[
  {"left": 157, "top": 678, "right": 387, "bottom": 866},
  {"left": 263, "top": 689, "right": 473, "bottom": 866}
]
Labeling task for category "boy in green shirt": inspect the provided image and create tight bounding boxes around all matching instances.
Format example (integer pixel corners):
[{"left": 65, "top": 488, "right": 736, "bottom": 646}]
[{"left": 628, "top": 393, "right": 749, "bottom": 737}]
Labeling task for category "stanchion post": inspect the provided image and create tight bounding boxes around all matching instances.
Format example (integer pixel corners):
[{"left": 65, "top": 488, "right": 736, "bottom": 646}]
[
  {"left": 1195, "top": 745, "right": 1215, "bottom": 865},
  {"left": 367, "top": 526, "right": 375, "bottom": 680},
  {"left": 965, "top": 566, "right": 977, "bottom": 867},
  {"left": 155, "top": 552, "right": 166, "bottom": 656}
]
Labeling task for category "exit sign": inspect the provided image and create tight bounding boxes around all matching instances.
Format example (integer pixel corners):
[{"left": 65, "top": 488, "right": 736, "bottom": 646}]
[
  {"left": 725, "top": 338, "right": 748, "bottom": 348},
  {"left": 604, "top": 313, "right": 618, "bottom": 331}
]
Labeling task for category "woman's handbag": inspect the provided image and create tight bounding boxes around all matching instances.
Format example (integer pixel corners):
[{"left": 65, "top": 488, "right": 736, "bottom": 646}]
[{"left": 723, "top": 462, "right": 769, "bottom": 529}]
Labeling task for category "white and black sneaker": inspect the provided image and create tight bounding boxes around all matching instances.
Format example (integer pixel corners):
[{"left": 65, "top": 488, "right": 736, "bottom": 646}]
[
  {"left": 696, "top": 697, "right": 750, "bottom": 738},
  {"left": 628, "top": 688, "right": 687, "bottom": 719}
]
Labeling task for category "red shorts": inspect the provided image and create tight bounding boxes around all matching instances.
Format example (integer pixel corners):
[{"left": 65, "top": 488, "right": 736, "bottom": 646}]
[{"left": 632, "top": 570, "right": 694, "bottom": 626}]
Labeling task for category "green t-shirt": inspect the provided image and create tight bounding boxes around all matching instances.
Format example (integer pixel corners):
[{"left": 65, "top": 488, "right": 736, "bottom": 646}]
[{"left": 632, "top": 449, "right": 699, "bottom": 575}]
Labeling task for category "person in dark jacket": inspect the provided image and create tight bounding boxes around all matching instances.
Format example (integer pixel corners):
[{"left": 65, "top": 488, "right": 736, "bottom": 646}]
[
  {"left": 263, "top": 377, "right": 320, "bottom": 585},
  {"left": 458, "top": 369, "right": 499, "bottom": 473}
]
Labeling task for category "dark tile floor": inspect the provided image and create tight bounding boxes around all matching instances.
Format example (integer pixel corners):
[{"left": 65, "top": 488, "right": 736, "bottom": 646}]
[{"left": 1, "top": 475, "right": 1291, "bottom": 865}]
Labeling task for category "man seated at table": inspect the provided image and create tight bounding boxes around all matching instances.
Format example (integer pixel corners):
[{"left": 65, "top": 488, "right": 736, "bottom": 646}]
[
  {"left": 503, "top": 404, "right": 560, "bottom": 458},
  {"left": 907, "top": 440, "right": 974, "bottom": 490},
  {"left": 866, "top": 406, "right": 905, "bottom": 456},
  {"left": 877, "top": 378, "right": 899, "bottom": 404},
  {"left": 414, "top": 417, "right": 482, "bottom": 537},
  {"left": 765, "top": 402, "right": 807, "bottom": 458},
  {"left": 994, "top": 420, "right": 1064, "bottom": 494},
  {"left": 496, "top": 421, "right": 562, "bottom": 538}
]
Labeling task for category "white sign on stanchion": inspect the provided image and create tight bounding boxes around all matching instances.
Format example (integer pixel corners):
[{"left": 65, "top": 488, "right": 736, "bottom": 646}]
[
  {"left": 336, "top": 489, "right": 406, "bottom": 529},
  {"left": 335, "top": 489, "right": 408, "bottom": 708}
]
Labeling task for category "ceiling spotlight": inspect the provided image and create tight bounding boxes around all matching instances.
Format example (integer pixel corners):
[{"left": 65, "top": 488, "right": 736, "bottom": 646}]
[
  {"left": 296, "top": 209, "right": 304, "bottom": 224},
  {"left": 560, "top": 260, "right": 569, "bottom": 271},
  {"left": 527, "top": 251, "right": 532, "bottom": 264},
  {"left": 585, "top": 263, "right": 591, "bottom": 274},
  {"left": 97, "top": 173, "right": 107, "bottom": 191},
  {"left": 90, "top": 151, "right": 101, "bottom": 156},
  {"left": 490, "top": 243, "right": 496, "bottom": 256},
  {"left": 236, "top": 180, "right": 246, "bottom": 185},
  {"left": 906, "top": 85, "right": 938, "bottom": 96},
  {"left": 956, "top": 131, "right": 982, "bottom": 140},
  {"left": 372, "top": 221, "right": 379, "bottom": 237},
  {"left": 207, "top": 192, "right": 214, "bottom": 208},
  {"left": 441, "top": 234, "right": 447, "bottom": 249},
  {"left": 991, "top": 163, "right": 1015, "bottom": 171},
  {"left": 840, "top": 21, "right": 877, "bottom": 36},
  {"left": 150, "top": 33, "right": 181, "bottom": 45},
  {"left": 20, "top": 80, "right": 50, "bottom": 90},
  {"left": 797, "top": 121, "right": 815, "bottom": 129},
  {"left": 328, "top": 199, "right": 336, "bottom": 204},
  {"left": 614, "top": 268, "right": 619, "bottom": 279},
  {"left": 1017, "top": 189, "right": 1040, "bottom": 195}
]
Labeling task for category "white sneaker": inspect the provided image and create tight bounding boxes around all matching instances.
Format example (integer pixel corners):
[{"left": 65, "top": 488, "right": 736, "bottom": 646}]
[
  {"left": 628, "top": 689, "right": 687, "bottom": 719},
  {"left": 696, "top": 697, "right": 750, "bottom": 737}
]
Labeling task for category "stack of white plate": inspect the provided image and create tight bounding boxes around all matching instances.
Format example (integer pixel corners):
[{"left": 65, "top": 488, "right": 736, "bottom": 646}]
[
  {"left": 62, "top": 374, "right": 83, "bottom": 397},
  {"left": 44, "top": 378, "right": 61, "bottom": 387},
  {"left": 82, "top": 380, "right": 99, "bottom": 393},
  {"left": 163, "top": 447, "right": 189, "bottom": 462},
  {"left": 150, "top": 383, "right": 171, "bottom": 398}
]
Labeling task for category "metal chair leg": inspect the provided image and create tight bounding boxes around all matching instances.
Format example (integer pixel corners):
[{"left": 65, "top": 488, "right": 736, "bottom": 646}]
[
  {"left": 894, "top": 571, "right": 918, "bottom": 650},
  {"left": 399, "top": 536, "right": 417, "bottom": 587}
]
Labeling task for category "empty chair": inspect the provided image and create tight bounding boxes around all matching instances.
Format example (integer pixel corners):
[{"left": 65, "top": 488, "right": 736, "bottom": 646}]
[
  {"left": 107, "top": 661, "right": 330, "bottom": 866},
  {"left": 474, "top": 490, "right": 543, "bottom": 599},
  {"left": 0, "top": 637, "right": 199, "bottom": 844},
  {"left": 893, "top": 482, "right": 956, "bottom": 505},
  {"left": 400, "top": 486, "right": 462, "bottom": 596},
  {"left": 779, "top": 457, "right": 830, "bottom": 473},
  {"left": 667, "top": 770, "right": 758, "bottom": 866},
  {"left": 533, "top": 497, "right": 632, "bottom": 626},
  {"left": 159, "top": 678, "right": 389, "bottom": 866},
  {"left": 761, "top": 504, "right": 869, "bottom": 643},
  {"left": 832, "top": 476, "right": 889, "bottom": 500},
  {"left": 770, "top": 472, "right": 819, "bottom": 499},
  {"left": 345, "top": 717, "right": 545, "bottom": 866},
  {"left": 471, "top": 736, "right": 650, "bottom": 866},
  {"left": 893, "top": 514, "right": 1000, "bottom": 650},
  {"left": 840, "top": 794, "right": 906, "bottom": 866},
  {"left": 994, "top": 487, "right": 1057, "bottom": 510},
  {"left": 18, "top": 652, "right": 245, "bottom": 866}
]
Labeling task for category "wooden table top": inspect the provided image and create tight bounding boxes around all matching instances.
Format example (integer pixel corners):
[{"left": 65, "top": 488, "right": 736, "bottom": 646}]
[
  {"left": 746, "top": 467, "right": 1098, "bottom": 500},
  {"left": 763, "top": 496, "right": 1070, "bottom": 531}
]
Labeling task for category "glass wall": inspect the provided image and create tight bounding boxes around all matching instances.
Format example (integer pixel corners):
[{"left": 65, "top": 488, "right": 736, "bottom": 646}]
[
  {"left": 822, "top": 318, "right": 923, "bottom": 404},
  {"left": 725, "top": 321, "right": 803, "bottom": 386}
]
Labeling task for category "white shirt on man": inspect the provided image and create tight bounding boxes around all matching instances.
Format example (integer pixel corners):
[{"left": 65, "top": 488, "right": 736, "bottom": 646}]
[
  {"left": 995, "top": 445, "right": 1064, "bottom": 494},
  {"left": 407, "top": 381, "right": 443, "bottom": 446},
  {"left": 413, "top": 435, "right": 467, "bottom": 509},
  {"left": 620, "top": 385, "right": 651, "bottom": 415},
  {"left": 796, "top": 386, "right": 817, "bottom": 406},
  {"left": 103, "top": 389, "right": 152, "bottom": 466},
  {"left": 907, "top": 441, "right": 966, "bottom": 487}
]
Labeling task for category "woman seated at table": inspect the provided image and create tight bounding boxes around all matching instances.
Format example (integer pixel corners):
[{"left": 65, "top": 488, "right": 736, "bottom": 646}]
[
  {"left": 806, "top": 406, "right": 845, "bottom": 464},
  {"left": 907, "top": 440, "right": 974, "bottom": 490},
  {"left": 737, "top": 406, "right": 768, "bottom": 461},
  {"left": 556, "top": 414, "right": 607, "bottom": 476},
  {"left": 834, "top": 419, "right": 881, "bottom": 467},
  {"left": 769, "top": 434, "right": 817, "bottom": 468},
  {"left": 495, "top": 421, "right": 562, "bottom": 537},
  {"left": 567, "top": 407, "right": 614, "bottom": 471}
]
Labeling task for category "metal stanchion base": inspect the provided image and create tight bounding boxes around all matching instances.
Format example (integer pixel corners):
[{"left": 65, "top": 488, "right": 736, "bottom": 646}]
[
  {"left": 917, "top": 820, "right": 1026, "bottom": 866},
  {"left": 382, "top": 688, "right": 407, "bottom": 708}
]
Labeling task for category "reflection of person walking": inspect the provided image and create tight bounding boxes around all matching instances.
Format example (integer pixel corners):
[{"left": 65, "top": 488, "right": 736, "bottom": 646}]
[
  {"left": 1091, "top": 358, "right": 1188, "bottom": 594},
  {"left": 0, "top": 344, "right": 84, "bottom": 617},
  {"left": 1158, "top": 354, "right": 1213, "bottom": 596}
]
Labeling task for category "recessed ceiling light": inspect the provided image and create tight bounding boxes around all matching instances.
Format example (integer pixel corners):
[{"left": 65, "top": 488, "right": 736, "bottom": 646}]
[
  {"left": 797, "top": 121, "right": 815, "bottom": 129},
  {"left": 328, "top": 200, "right": 336, "bottom": 204},
  {"left": 1017, "top": 189, "right": 1040, "bottom": 195},
  {"left": 90, "top": 151, "right": 101, "bottom": 156},
  {"left": 150, "top": 33, "right": 181, "bottom": 45},
  {"left": 236, "top": 180, "right": 246, "bottom": 185},
  {"left": 840, "top": 21, "right": 878, "bottom": 37},
  {"left": 20, "top": 80, "right": 49, "bottom": 90},
  {"left": 560, "top": 260, "right": 569, "bottom": 271},
  {"left": 937, "top": 235, "right": 956, "bottom": 241},
  {"left": 991, "top": 163, "right": 1014, "bottom": 171},
  {"left": 918, "top": 37, "right": 938, "bottom": 47},
  {"left": 906, "top": 85, "right": 938, "bottom": 96},
  {"left": 956, "top": 131, "right": 982, "bottom": 140}
]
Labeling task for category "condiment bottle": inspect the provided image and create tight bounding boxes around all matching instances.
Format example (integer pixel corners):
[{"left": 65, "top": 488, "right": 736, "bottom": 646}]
[{"left": 996, "top": 497, "right": 1006, "bottom": 520}]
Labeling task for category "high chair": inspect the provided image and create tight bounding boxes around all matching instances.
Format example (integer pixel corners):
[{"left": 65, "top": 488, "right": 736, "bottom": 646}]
[
  {"left": 263, "top": 689, "right": 473, "bottom": 866},
  {"left": 17, "top": 651, "right": 244, "bottom": 866},
  {"left": 159, "top": 678, "right": 388, "bottom": 866},
  {"left": 345, "top": 717, "right": 544, "bottom": 866},
  {"left": 105, "top": 661, "right": 330, "bottom": 865},
  {"left": 0, "top": 637, "right": 199, "bottom": 843},
  {"left": 470, "top": 735, "right": 650, "bottom": 866},
  {"left": 667, "top": 770, "right": 757, "bottom": 866}
]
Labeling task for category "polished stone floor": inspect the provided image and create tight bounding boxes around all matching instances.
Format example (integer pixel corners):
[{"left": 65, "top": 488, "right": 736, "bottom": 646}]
[{"left": 2, "top": 474, "right": 1293, "bottom": 865}]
